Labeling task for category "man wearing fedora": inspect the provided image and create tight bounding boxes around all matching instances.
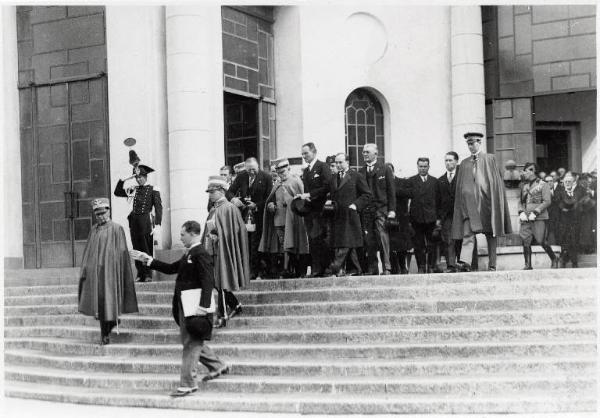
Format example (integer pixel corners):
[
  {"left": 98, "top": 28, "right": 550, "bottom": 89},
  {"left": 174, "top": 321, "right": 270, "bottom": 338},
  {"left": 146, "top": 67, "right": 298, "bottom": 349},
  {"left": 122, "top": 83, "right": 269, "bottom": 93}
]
[
  {"left": 131, "top": 220, "right": 228, "bottom": 397},
  {"left": 78, "top": 198, "right": 138, "bottom": 345},
  {"left": 114, "top": 163, "right": 162, "bottom": 282},
  {"left": 259, "top": 158, "right": 309, "bottom": 278},
  {"left": 451, "top": 132, "right": 512, "bottom": 271}
]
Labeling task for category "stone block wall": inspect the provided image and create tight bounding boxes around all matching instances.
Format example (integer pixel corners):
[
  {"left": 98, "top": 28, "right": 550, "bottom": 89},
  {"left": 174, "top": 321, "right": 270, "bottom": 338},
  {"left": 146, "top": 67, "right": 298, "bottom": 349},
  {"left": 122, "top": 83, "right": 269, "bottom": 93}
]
[
  {"left": 16, "top": 6, "right": 106, "bottom": 87},
  {"left": 492, "top": 5, "right": 595, "bottom": 97},
  {"left": 221, "top": 7, "right": 275, "bottom": 101}
]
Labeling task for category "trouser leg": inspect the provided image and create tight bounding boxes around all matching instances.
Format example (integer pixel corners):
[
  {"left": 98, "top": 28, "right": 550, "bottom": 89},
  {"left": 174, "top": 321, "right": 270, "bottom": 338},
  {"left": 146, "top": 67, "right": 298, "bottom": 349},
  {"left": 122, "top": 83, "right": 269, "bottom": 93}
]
[
  {"left": 348, "top": 249, "right": 362, "bottom": 274},
  {"left": 459, "top": 220, "right": 475, "bottom": 266},
  {"left": 374, "top": 214, "right": 391, "bottom": 272},
  {"left": 330, "top": 248, "right": 350, "bottom": 274},
  {"left": 486, "top": 235, "right": 497, "bottom": 269},
  {"left": 198, "top": 343, "right": 226, "bottom": 373},
  {"left": 389, "top": 251, "right": 399, "bottom": 274},
  {"left": 413, "top": 223, "right": 427, "bottom": 270},
  {"left": 446, "top": 239, "right": 456, "bottom": 268}
]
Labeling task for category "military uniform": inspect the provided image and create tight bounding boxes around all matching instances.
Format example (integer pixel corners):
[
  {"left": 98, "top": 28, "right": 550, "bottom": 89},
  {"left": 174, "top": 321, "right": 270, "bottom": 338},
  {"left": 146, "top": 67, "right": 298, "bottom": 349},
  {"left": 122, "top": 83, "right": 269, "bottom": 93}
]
[
  {"left": 114, "top": 165, "right": 162, "bottom": 281},
  {"left": 518, "top": 177, "right": 557, "bottom": 269}
]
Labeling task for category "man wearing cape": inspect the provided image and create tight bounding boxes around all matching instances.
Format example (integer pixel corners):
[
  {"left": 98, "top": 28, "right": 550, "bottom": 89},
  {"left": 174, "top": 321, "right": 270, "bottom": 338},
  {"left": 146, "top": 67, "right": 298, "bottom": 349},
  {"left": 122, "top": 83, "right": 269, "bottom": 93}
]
[
  {"left": 451, "top": 132, "right": 512, "bottom": 271},
  {"left": 78, "top": 198, "right": 139, "bottom": 345},
  {"left": 202, "top": 176, "right": 250, "bottom": 328}
]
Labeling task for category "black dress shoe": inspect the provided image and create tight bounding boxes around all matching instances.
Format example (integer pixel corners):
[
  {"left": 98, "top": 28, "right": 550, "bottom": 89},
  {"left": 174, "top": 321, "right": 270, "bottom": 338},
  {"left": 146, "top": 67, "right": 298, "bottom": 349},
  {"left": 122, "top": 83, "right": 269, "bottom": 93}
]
[
  {"left": 169, "top": 386, "right": 198, "bottom": 397},
  {"left": 227, "top": 304, "right": 242, "bottom": 319},
  {"left": 100, "top": 335, "right": 110, "bottom": 345},
  {"left": 457, "top": 262, "right": 471, "bottom": 272},
  {"left": 202, "top": 365, "right": 229, "bottom": 382},
  {"left": 214, "top": 318, "right": 227, "bottom": 328}
]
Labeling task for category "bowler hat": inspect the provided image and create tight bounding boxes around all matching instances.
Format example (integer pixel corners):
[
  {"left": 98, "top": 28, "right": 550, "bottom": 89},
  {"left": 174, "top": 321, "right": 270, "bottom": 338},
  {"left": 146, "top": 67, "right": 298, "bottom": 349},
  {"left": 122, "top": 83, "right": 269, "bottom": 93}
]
[{"left": 290, "top": 198, "right": 311, "bottom": 217}]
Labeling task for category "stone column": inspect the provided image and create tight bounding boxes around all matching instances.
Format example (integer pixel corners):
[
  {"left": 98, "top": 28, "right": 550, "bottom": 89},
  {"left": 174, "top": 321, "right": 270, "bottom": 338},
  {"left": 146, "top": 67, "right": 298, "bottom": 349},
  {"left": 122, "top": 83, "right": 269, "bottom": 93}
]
[
  {"left": 451, "top": 6, "right": 486, "bottom": 155},
  {"left": 106, "top": 6, "right": 171, "bottom": 249},
  {"left": 165, "top": 5, "right": 224, "bottom": 245},
  {"left": 2, "top": 6, "right": 24, "bottom": 268}
]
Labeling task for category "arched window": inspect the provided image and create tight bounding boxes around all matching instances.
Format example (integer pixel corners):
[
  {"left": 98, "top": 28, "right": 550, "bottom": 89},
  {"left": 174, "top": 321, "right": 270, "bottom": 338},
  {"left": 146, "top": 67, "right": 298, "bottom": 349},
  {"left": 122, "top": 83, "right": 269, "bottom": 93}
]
[{"left": 345, "top": 89, "right": 385, "bottom": 169}]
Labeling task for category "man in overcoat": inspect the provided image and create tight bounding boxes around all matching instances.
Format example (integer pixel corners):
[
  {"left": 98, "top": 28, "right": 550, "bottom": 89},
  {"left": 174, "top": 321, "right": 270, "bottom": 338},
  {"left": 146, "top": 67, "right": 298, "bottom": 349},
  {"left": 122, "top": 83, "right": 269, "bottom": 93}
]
[
  {"left": 451, "top": 132, "right": 512, "bottom": 271},
  {"left": 359, "top": 143, "right": 396, "bottom": 275},
  {"left": 407, "top": 157, "right": 441, "bottom": 273},
  {"left": 437, "top": 152, "right": 462, "bottom": 272},
  {"left": 78, "top": 198, "right": 138, "bottom": 345},
  {"left": 259, "top": 158, "right": 309, "bottom": 278},
  {"left": 204, "top": 176, "right": 250, "bottom": 327},
  {"left": 227, "top": 157, "right": 273, "bottom": 280},
  {"left": 133, "top": 220, "right": 228, "bottom": 397},
  {"left": 327, "top": 153, "right": 371, "bottom": 276},
  {"left": 297, "top": 142, "right": 332, "bottom": 277}
]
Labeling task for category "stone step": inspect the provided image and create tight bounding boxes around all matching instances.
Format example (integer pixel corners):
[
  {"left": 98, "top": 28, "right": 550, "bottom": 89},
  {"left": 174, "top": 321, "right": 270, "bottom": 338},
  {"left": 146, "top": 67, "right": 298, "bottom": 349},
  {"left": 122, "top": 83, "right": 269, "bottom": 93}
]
[
  {"left": 4, "top": 267, "right": 595, "bottom": 289},
  {"left": 4, "top": 364, "right": 596, "bottom": 397},
  {"left": 4, "top": 281, "right": 596, "bottom": 306},
  {"left": 4, "top": 324, "right": 597, "bottom": 345},
  {"left": 4, "top": 271, "right": 596, "bottom": 296},
  {"left": 6, "top": 295, "right": 595, "bottom": 318},
  {"left": 4, "top": 381, "right": 597, "bottom": 414},
  {"left": 6, "top": 338, "right": 595, "bottom": 360},
  {"left": 5, "top": 349, "right": 596, "bottom": 378},
  {"left": 5, "top": 309, "right": 595, "bottom": 330}
]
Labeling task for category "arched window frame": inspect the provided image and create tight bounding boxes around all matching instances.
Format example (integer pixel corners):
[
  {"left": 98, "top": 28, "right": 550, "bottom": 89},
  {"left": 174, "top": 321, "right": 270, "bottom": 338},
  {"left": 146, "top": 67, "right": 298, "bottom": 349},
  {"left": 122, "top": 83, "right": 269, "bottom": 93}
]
[{"left": 344, "top": 88, "right": 385, "bottom": 170}]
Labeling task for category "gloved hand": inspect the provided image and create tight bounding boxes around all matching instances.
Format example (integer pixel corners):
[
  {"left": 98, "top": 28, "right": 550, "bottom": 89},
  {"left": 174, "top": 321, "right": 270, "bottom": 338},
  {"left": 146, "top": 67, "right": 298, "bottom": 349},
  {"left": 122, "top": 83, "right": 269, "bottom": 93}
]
[
  {"left": 151, "top": 225, "right": 160, "bottom": 236},
  {"left": 519, "top": 212, "right": 528, "bottom": 223},
  {"left": 527, "top": 212, "right": 537, "bottom": 222}
]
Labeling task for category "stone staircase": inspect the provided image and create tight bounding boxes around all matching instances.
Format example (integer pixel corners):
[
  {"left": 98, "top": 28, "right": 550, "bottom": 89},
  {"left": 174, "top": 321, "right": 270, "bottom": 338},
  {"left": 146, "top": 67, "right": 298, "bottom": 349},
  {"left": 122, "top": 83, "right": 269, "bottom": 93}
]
[{"left": 3, "top": 268, "right": 598, "bottom": 414}]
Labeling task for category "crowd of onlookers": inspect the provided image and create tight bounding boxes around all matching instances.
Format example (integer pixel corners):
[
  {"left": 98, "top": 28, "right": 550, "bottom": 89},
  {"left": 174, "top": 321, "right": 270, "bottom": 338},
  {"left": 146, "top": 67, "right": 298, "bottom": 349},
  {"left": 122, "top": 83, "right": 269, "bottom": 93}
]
[{"left": 211, "top": 139, "right": 595, "bottom": 280}]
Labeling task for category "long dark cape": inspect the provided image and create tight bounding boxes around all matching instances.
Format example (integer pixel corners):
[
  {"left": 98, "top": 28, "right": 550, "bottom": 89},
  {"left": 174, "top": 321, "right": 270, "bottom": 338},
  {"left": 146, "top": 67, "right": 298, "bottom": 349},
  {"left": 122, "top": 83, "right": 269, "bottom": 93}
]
[{"left": 78, "top": 221, "right": 138, "bottom": 321}]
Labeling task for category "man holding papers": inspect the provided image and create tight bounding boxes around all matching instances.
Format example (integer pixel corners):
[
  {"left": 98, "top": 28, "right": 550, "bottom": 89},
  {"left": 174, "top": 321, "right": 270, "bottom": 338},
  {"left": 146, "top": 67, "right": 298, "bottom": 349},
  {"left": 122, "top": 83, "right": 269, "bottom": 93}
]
[{"left": 131, "top": 220, "right": 228, "bottom": 397}]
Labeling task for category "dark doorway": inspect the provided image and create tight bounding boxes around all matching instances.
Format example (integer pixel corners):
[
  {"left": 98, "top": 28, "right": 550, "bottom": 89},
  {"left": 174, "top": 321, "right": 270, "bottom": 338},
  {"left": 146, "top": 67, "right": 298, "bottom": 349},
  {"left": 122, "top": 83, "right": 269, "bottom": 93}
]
[
  {"left": 224, "top": 93, "right": 258, "bottom": 168},
  {"left": 535, "top": 129, "right": 570, "bottom": 173},
  {"left": 20, "top": 76, "right": 111, "bottom": 268}
]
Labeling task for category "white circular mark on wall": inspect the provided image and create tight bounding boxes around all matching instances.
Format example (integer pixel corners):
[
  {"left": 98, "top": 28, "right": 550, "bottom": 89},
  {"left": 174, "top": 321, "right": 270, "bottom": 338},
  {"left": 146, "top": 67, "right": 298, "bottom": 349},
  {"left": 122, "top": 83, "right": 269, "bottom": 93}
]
[{"left": 341, "top": 12, "right": 388, "bottom": 66}]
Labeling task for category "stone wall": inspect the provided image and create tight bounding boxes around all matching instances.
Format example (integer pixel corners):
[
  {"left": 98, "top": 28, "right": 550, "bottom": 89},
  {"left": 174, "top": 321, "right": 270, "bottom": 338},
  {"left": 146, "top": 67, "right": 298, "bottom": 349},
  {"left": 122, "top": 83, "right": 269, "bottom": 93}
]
[
  {"left": 17, "top": 6, "right": 106, "bottom": 86},
  {"left": 494, "top": 5, "right": 596, "bottom": 97},
  {"left": 221, "top": 7, "right": 275, "bottom": 101}
]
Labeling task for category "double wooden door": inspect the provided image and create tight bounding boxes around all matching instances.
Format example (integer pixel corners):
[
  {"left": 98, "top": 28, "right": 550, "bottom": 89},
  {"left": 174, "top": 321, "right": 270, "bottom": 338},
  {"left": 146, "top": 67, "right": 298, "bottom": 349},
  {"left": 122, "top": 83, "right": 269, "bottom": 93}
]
[{"left": 20, "top": 76, "right": 110, "bottom": 268}]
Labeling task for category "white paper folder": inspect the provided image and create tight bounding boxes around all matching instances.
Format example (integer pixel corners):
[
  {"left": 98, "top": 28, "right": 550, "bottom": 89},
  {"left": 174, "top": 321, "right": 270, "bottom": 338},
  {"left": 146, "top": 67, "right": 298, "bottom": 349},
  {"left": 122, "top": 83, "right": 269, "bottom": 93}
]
[{"left": 181, "top": 289, "right": 216, "bottom": 317}]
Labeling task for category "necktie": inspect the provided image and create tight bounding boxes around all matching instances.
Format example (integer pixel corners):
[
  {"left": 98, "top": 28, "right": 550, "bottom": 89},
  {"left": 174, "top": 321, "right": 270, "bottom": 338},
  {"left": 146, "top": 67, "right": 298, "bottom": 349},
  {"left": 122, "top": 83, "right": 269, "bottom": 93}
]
[
  {"left": 249, "top": 175, "right": 255, "bottom": 187},
  {"left": 449, "top": 172, "right": 453, "bottom": 182},
  {"left": 472, "top": 155, "right": 478, "bottom": 179},
  {"left": 367, "top": 165, "right": 373, "bottom": 173}
]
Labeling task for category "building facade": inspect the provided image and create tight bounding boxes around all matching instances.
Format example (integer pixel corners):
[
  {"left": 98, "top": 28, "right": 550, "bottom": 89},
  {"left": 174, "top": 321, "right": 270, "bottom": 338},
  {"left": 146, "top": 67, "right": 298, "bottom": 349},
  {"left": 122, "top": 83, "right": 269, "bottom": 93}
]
[{"left": 2, "top": 4, "right": 596, "bottom": 269}]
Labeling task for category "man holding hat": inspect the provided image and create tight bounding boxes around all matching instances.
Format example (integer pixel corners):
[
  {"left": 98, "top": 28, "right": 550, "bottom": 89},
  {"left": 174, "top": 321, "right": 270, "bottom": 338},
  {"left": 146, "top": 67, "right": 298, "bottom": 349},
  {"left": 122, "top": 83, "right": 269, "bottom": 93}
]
[
  {"left": 451, "top": 132, "right": 512, "bottom": 271},
  {"left": 259, "top": 158, "right": 309, "bottom": 278},
  {"left": 114, "top": 163, "right": 163, "bottom": 282},
  {"left": 203, "top": 176, "right": 250, "bottom": 328},
  {"left": 78, "top": 198, "right": 139, "bottom": 345},
  {"left": 131, "top": 220, "right": 228, "bottom": 397}
]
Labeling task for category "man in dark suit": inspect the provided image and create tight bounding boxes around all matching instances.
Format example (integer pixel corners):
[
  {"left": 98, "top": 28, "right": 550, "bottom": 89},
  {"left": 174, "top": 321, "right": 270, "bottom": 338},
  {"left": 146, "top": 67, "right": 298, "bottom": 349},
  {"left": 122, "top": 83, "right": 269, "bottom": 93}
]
[
  {"left": 132, "top": 221, "right": 228, "bottom": 397},
  {"left": 437, "top": 152, "right": 462, "bottom": 272},
  {"left": 114, "top": 164, "right": 162, "bottom": 282},
  {"left": 359, "top": 143, "right": 396, "bottom": 275},
  {"left": 228, "top": 157, "right": 273, "bottom": 280},
  {"left": 297, "top": 142, "right": 332, "bottom": 277},
  {"left": 408, "top": 157, "right": 441, "bottom": 273},
  {"left": 327, "top": 153, "right": 371, "bottom": 276}
]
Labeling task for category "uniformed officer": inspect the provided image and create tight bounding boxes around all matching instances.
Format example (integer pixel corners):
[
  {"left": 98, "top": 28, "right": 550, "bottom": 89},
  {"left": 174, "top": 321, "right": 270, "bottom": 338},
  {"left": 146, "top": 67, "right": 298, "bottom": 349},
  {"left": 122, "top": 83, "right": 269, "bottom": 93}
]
[{"left": 114, "top": 164, "right": 162, "bottom": 282}]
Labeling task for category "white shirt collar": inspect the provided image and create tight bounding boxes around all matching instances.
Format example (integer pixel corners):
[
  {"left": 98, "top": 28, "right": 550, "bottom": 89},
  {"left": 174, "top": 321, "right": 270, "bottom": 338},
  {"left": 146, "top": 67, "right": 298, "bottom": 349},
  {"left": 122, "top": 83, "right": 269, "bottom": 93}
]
[
  {"left": 188, "top": 241, "right": 201, "bottom": 250},
  {"left": 308, "top": 159, "right": 317, "bottom": 171}
]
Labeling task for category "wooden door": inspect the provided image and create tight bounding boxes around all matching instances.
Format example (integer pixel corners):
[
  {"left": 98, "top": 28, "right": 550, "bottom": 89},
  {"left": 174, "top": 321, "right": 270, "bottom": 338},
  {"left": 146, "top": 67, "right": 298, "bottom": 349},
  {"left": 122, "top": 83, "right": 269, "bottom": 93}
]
[{"left": 21, "top": 76, "right": 110, "bottom": 268}]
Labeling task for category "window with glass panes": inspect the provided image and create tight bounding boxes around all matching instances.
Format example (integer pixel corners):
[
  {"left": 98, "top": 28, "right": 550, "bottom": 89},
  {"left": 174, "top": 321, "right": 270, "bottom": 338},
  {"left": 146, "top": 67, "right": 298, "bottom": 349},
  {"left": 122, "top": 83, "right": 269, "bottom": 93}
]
[{"left": 345, "top": 89, "right": 384, "bottom": 170}]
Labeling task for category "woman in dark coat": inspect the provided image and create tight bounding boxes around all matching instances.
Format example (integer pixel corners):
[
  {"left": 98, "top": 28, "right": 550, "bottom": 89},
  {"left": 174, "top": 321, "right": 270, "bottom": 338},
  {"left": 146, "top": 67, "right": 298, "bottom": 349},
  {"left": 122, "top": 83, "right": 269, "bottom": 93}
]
[
  {"left": 577, "top": 173, "right": 597, "bottom": 253},
  {"left": 388, "top": 164, "right": 414, "bottom": 274},
  {"left": 556, "top": 173, "right": 589, "bottom": 267}
]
